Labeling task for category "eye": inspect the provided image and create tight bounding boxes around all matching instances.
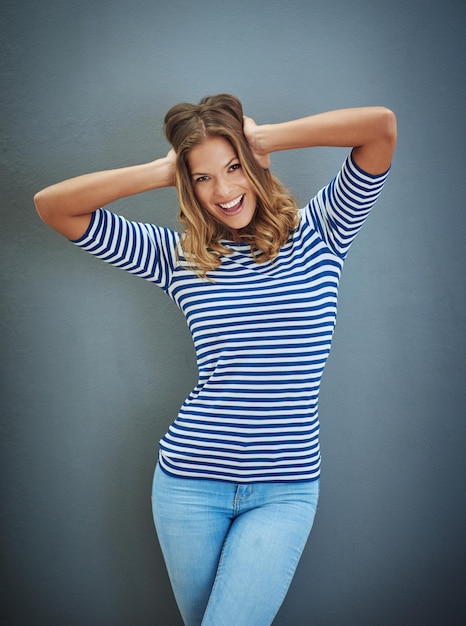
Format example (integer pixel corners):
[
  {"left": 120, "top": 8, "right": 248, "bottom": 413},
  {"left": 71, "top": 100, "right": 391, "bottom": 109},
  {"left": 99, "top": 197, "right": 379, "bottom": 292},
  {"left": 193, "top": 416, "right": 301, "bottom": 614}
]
[
  {"left": 194, "top": 175, "right": 209, "bottom": 184},
  {"left": 228, "top": 162, "right": 241, "bottom": 172}
]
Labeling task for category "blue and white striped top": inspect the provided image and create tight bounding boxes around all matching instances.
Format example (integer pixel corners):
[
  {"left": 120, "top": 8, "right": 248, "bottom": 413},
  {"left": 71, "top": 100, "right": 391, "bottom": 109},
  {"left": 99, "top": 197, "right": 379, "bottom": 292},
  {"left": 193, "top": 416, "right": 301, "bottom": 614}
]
[{"left": 73, "top": 154, "right": 389, "bottom": 483}]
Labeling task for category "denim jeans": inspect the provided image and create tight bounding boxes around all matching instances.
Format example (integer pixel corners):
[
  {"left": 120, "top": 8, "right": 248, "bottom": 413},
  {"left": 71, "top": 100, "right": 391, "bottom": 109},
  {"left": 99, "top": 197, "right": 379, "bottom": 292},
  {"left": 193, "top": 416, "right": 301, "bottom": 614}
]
[{"left": 151, "top": 463, "right": 319, "bottom": 626}]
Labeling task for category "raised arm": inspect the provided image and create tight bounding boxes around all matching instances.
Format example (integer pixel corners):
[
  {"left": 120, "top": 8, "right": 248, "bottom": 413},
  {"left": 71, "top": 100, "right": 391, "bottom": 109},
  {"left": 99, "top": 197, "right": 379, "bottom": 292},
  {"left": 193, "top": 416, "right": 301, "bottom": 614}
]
[
  {"left": 34, "top": 151, "right": 176, "bottom": 241},
  {"left": 244, "top": 107, "right": 397, "bottom": 175}
]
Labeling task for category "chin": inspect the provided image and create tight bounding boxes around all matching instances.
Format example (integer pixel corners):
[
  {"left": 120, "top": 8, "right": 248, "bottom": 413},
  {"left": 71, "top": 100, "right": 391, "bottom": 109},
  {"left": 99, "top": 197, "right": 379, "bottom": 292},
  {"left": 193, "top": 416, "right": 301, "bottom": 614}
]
[{"left": 226, "top": 209, "right": 257, "bottom": 232}]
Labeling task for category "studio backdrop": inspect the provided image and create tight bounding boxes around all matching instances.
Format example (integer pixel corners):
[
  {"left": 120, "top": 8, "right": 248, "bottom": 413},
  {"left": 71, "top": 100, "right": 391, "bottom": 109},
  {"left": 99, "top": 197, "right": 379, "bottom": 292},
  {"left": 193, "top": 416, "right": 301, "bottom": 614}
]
[{"left": 1, "top": 0, "right": 465, "bottom": 624}]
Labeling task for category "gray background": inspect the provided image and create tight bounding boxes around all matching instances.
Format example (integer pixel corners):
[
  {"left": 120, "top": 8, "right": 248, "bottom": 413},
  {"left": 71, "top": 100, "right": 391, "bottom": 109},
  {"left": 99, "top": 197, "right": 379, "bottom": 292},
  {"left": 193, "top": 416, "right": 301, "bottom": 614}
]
[{"left": 1, "top": 0, "right": 465, "bottom": 624}]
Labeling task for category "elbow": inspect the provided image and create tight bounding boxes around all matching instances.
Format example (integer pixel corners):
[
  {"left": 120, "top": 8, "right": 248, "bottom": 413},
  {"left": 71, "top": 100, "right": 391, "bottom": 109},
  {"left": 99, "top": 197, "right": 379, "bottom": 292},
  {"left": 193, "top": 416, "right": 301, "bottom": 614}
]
[
  {"left": 34, "top": 189, "right": 46, "bottom": 221},
  {"left": 33, "top": 189, "right": 45, "bottom": 214},
  {"left": 373, "top": 107, "right": 397, "bottom": 162},
  {"left": 34, "top": 187, "right": 56, "bottom": 225},
  {"left": 379, "top": 107, "right": 397, "bottom": 146}
]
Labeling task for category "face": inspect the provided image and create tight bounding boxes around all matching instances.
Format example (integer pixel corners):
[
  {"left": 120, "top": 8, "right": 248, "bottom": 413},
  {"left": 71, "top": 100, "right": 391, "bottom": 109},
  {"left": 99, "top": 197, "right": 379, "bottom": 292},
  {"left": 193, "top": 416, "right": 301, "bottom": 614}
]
[{"left": 187, "top": 136, "right": 257, "bottom": 232}]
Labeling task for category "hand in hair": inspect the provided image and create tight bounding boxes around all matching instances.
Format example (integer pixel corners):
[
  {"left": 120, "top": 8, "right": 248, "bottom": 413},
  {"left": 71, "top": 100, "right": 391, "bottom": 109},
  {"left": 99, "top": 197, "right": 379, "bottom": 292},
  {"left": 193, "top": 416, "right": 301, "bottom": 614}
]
[{"left": 243, "top": 116, "right": 271, "bottom": 170}]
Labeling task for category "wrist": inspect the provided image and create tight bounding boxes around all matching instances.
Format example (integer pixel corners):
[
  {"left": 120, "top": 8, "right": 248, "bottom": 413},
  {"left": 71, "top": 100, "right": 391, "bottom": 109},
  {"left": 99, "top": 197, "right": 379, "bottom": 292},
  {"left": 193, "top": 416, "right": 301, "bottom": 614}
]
[
  {"left": 150, "top": 156, "right": 175, "bottom": 189},
  {"left": 253, "top": 123, "right": 273, "bottom": 155}
]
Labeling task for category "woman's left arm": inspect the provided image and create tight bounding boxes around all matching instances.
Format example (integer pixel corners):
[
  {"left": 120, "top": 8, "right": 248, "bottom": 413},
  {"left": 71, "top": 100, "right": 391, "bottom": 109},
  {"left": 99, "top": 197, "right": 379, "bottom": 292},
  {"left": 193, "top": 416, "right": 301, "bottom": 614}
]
[{"left": 244, "top": 107, "right": 397, "bottom": 175}]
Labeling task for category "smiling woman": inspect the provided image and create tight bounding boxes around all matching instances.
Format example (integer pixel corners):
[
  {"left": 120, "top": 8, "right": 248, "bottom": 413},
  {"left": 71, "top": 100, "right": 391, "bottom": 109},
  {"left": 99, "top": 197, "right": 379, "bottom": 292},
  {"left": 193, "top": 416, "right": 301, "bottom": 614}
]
[
  {"left": 188, "top": 136, "right": 257, "bottom": 230},
  {"left": 34, "top": 92, "right": 396, "bottom": 626},
  {"left": 164, "top": 93, "right": 299, "bottom": 276}
]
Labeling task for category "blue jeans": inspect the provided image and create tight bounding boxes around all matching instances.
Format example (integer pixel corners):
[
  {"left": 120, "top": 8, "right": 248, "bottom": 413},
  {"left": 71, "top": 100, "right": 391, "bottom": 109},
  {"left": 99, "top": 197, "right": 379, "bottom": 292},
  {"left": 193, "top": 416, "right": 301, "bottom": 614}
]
[{"left": 151, "top": 463, "right": 319, "bottom": 626}]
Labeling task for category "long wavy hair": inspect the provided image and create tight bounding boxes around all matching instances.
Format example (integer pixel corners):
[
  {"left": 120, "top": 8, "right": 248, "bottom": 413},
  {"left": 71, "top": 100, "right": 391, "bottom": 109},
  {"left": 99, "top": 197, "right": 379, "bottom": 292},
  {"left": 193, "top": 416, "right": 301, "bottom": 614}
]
[{"left": 164, "top": 94, "right": 298, "bottom": 277}]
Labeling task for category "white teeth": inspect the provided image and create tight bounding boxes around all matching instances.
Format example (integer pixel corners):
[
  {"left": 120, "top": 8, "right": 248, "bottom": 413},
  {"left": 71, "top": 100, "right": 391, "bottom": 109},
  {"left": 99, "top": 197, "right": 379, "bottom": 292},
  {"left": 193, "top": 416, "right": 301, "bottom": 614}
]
[{"left": 219, "top": 195, "right": 243, "bottom": 210}]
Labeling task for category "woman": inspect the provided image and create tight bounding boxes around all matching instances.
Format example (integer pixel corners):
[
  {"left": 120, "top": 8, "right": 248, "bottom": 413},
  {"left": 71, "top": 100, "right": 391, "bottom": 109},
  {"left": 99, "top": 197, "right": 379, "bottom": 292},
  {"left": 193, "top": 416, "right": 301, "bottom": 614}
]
[{"left": 34, "top": 94, "right": 396, "bottom": 626}]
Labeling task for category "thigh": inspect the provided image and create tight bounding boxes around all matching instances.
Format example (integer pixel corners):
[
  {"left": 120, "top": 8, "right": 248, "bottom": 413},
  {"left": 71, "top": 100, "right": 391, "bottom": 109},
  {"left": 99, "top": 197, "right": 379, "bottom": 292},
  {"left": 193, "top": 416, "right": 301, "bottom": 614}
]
[
  {"left": 201, "top": 481, "right": 320, "bottom": 626},
  {"left": 151, "top": 465, "right": 233, "bottom": 626}
]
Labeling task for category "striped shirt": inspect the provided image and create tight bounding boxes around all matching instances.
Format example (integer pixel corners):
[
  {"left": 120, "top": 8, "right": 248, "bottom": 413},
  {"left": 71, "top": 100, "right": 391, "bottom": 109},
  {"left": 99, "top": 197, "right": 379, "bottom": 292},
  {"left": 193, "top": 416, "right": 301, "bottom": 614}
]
[{"left": 73, "top": 154, "right": 389, "bottom": 483}]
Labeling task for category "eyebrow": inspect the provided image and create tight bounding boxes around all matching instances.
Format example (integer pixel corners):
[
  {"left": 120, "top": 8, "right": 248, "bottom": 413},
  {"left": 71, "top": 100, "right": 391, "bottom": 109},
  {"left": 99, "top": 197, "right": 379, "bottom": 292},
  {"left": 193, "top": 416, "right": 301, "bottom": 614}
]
[{"left": 190, "top": 156, "right": 238, "bottom": 178}]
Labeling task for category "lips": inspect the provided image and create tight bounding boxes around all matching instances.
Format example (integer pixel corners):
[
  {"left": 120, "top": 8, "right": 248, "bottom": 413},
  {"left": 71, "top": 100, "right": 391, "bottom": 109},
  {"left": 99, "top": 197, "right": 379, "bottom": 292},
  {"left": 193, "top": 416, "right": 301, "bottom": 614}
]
[{"left": 217, "top": 194, "right": 245, "bottom": 216}]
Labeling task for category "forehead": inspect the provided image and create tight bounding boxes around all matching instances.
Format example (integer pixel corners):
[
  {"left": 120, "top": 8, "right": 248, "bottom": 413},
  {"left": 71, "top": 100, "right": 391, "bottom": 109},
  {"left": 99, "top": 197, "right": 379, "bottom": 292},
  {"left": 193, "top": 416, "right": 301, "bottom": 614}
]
[{"left": 187, "top": 136, "right": 237, "bottom": 173}]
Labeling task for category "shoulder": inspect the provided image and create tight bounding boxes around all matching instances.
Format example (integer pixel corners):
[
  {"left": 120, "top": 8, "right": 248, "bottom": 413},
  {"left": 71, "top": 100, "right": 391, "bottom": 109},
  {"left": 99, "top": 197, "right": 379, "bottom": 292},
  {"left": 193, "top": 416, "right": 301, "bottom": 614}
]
[{"left": 72, "top": 208, "right": 181, "bottom": 250}]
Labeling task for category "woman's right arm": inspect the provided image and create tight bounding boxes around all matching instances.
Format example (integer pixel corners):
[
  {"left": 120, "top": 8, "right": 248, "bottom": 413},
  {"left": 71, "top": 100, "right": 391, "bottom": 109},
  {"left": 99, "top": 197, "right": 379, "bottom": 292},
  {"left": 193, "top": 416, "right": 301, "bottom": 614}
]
[{"left": 34, "top": 151, "right": 176, "bottom": 241}]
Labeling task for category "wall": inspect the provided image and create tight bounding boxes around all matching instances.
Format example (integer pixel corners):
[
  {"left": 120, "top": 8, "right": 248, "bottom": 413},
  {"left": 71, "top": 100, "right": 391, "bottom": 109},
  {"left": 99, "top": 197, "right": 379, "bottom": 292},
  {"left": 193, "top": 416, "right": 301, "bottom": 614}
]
[{"left": 1, "top": 0, "right": 465, "bottom": 624}]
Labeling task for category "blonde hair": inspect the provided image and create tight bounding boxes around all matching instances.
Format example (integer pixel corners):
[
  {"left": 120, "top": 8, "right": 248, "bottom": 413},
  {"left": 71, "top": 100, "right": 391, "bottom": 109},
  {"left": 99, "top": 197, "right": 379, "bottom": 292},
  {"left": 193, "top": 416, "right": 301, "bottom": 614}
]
[{"left": 164, "top": 94, "right": 298, "bottom": 277}]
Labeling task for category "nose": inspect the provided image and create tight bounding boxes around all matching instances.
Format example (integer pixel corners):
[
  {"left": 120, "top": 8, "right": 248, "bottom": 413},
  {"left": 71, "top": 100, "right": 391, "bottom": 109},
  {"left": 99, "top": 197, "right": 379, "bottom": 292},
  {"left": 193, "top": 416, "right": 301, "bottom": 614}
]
[{"left": 214, "top": 174, "right": 232, "bottom": 199}]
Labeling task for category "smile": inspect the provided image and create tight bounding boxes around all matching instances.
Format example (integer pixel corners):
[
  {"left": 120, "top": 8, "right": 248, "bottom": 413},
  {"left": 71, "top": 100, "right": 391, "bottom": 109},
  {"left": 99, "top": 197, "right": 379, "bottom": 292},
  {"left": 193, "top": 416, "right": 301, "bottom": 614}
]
[{"left": 217, "top": 195, "right": 245, "bottom": 214}]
